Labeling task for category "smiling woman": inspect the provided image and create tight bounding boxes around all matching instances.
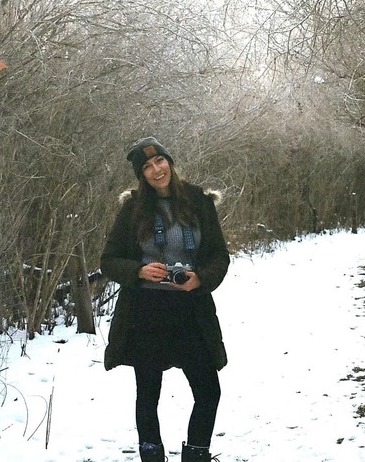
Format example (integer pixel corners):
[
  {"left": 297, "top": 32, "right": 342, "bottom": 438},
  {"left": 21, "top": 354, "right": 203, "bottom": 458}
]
[
  {"left": 100, "top": 136, "right": 230, "bottom": 462},
  {"left": 142, "top": 155, "right": 172, "bottom": 197}
]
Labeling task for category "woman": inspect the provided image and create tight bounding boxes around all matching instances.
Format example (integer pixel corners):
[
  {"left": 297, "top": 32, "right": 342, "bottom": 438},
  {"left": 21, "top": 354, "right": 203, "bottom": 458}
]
[{"left": 100, "top": 137, "right": 230, "bottom": 462}]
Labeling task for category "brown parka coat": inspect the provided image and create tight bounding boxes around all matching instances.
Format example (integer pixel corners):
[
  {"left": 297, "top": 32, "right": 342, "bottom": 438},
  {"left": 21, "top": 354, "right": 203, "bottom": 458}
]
[{"left": 100, "top": 183, "right": 230, "bottom": 371}]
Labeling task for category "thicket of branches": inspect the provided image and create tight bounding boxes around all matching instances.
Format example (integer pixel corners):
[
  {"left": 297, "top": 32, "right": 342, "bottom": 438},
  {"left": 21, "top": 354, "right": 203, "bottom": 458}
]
[{"left": 1, "top": 0, "right": 365, "bottom": 336}]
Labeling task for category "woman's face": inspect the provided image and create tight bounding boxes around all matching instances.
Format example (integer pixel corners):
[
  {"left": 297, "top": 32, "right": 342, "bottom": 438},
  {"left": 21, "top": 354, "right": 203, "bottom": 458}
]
[{"left": 142, "top": 155, "right": 172, "bottom": 197}]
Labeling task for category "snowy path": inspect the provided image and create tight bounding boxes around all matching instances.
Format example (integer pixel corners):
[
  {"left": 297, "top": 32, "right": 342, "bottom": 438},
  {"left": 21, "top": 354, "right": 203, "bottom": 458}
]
[{"left": 214, "top": 231, "right": 365, "bottom": 461}]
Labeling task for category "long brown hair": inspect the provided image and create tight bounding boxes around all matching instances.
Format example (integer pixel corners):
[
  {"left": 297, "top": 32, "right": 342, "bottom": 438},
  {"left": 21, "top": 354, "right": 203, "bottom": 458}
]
[{"left": 131, "top": 165, "right": 198, "bottom": 242}]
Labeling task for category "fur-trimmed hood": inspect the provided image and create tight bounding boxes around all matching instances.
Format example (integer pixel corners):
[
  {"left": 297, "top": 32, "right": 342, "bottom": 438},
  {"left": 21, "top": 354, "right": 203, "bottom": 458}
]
[{"left": 117, "top": 187, "right": 223, "bottom": 207}]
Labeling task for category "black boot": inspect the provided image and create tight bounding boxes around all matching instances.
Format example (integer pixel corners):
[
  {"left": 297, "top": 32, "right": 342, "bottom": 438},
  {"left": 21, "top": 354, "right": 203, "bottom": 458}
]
[
  {"left": 181, "top": 442, "right": 220, "bottom": 462},
  {"left": 139, "top": 442, "right": 166, "bottom": 462}
]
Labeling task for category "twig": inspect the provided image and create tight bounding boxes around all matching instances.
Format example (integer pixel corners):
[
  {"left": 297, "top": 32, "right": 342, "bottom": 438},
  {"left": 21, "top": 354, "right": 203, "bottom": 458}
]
[
  {"left": 0, "top": 378, "right": 8, "bottom": 407},
  {"left": 45, "top": 382, "right": 55, "bottom": 449},
  {"left": 27, "top": 395, "right": 48, "bottom": 441},
  {"left": 5, "top": 383, "right": 29, "bottom": 437}
]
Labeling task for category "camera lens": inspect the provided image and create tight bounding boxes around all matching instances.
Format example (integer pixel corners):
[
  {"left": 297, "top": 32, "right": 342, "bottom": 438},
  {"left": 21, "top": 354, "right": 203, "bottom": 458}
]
[{"left": 172, "top": 270, "right": 189, "bottom": 285}]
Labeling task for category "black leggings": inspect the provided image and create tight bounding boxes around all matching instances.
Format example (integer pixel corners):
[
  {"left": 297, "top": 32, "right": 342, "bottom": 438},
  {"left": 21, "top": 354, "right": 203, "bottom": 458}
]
[{"left": 134, "top": 361, "right": 220, "bottom": 447}]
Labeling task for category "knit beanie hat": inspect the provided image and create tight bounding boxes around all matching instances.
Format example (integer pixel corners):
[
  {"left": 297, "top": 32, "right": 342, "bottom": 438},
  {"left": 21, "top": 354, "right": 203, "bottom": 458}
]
[{"left": 126, "top": 137, "right": 174, "bottom": 179}]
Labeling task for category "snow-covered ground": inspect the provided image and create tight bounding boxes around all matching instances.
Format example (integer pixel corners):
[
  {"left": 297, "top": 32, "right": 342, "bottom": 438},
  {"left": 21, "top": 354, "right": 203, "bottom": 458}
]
[{"left": 2, "top": 230, "right": 365, "bottom": 462}]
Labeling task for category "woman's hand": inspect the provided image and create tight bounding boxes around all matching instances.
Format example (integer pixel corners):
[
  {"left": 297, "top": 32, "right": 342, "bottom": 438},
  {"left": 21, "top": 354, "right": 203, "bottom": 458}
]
[
  {"left": 138, "top": 262, "right": 168, "bottom": 282},
  {"left": 138, "top": 264, "right": 201, "bottom": 291},
  {"left": 170, "top": 271, "right": 201, "bottom": 292}
]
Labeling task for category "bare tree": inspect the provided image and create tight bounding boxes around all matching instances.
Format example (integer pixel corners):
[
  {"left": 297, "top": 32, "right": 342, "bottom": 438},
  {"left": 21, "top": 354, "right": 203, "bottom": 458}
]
[{"left": 0, "top": 0, "right": 257, "bottom": 335}]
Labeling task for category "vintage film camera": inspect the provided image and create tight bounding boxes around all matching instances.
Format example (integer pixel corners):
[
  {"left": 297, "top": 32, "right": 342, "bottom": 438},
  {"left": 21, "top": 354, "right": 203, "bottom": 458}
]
[{"left": 162, "top": 262, "right": 193, "bottom": 285}]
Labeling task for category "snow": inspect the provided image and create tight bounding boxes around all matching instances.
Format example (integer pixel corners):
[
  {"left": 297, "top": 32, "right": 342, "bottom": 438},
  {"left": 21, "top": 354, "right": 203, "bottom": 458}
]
[{"left": 2, "top": 229, "right": 365, "bottom": 462}]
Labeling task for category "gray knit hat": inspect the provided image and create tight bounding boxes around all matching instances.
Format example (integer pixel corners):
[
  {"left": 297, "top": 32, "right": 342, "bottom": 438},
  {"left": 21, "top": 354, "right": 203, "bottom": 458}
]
[{"left": 126, "top": 137, "right": 174, "bottom": 179}]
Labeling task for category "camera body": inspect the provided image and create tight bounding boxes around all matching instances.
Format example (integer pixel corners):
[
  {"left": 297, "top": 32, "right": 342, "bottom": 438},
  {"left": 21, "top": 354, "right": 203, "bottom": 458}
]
[{"left": 163, "top": 262, "right": 193, "bottom": 285}]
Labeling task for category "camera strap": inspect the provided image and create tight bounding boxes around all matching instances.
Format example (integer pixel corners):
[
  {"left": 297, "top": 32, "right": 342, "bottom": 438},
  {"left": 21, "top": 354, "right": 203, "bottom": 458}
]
[
  {"left": 181, "top": 225, "right": 196, "bottom": 252},
  {"left": 154, "top": 213, "right": 167, "bottom": 248}
]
